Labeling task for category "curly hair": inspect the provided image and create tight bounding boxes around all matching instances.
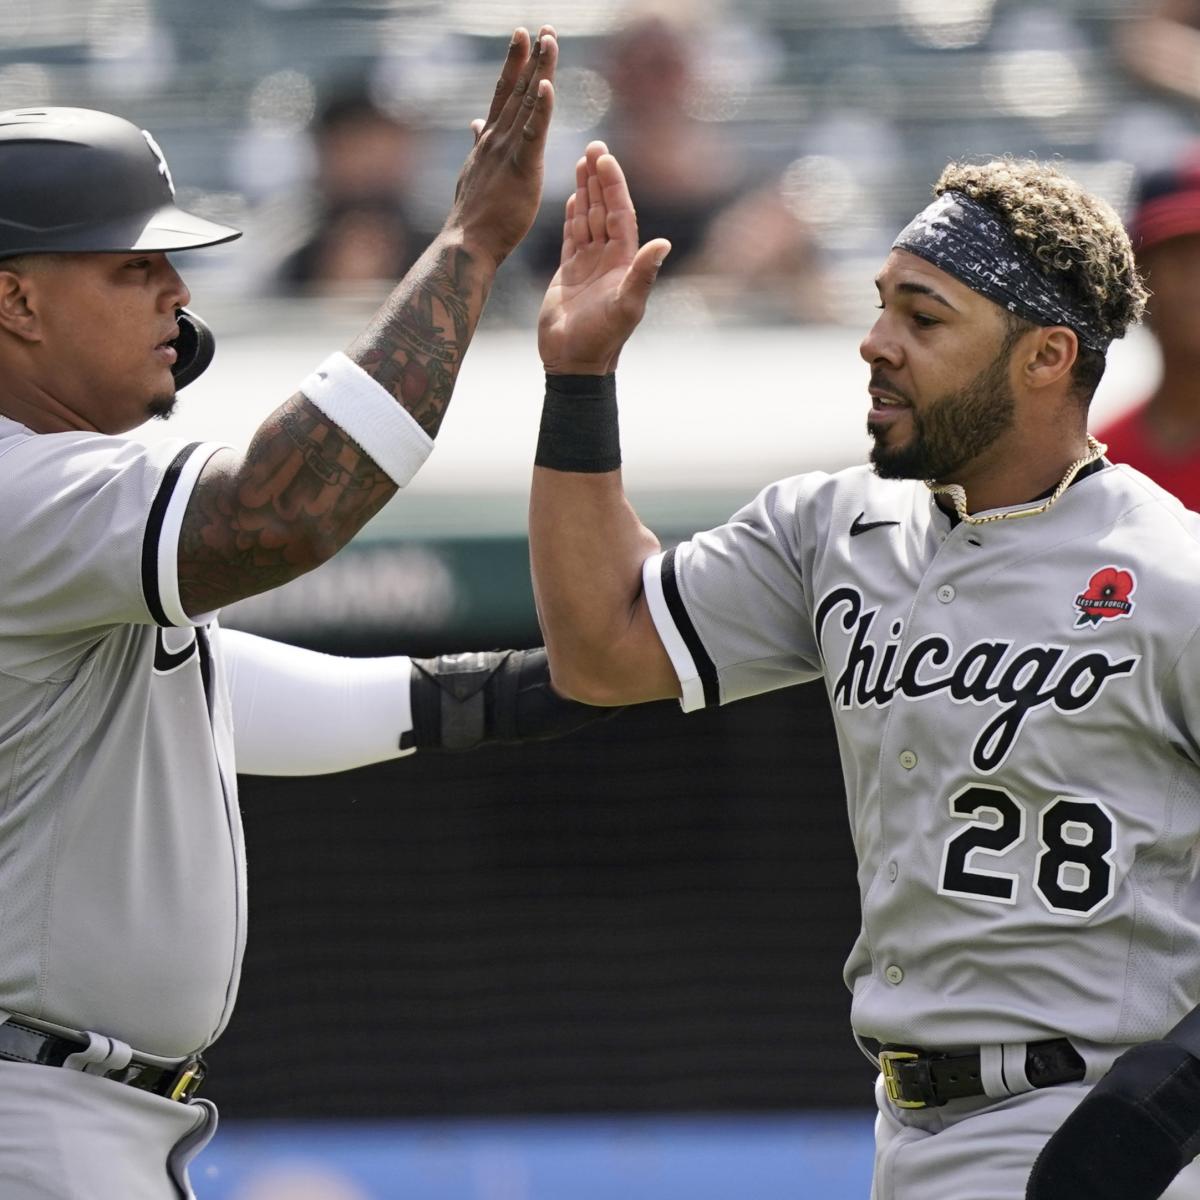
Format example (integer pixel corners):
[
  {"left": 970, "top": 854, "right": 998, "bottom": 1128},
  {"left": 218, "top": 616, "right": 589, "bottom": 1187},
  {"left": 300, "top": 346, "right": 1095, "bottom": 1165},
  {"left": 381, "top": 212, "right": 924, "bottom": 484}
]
[{"left": 935, "top": 159, "right": 1147, "bottom": 398}]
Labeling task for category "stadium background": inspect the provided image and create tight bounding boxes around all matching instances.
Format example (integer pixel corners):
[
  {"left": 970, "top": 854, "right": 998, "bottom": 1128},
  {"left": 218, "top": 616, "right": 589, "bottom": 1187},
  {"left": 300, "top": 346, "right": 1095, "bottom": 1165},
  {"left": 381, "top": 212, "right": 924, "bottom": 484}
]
[{"left": 5, "top": 0, "right": 1190, "bottom": 1195}]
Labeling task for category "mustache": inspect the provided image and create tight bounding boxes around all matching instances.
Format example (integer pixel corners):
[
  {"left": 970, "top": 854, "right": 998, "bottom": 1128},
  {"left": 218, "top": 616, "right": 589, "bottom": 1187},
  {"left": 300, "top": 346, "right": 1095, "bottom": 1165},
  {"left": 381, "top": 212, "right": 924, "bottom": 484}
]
[{"left": 869, "top": 372, "right": 913, "bottom": 405}]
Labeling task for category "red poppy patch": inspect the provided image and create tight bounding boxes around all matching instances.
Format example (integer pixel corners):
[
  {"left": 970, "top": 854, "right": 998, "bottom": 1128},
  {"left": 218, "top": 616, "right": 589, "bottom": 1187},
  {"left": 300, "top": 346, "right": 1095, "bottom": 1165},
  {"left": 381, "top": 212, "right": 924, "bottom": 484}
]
[{"left": 1074, "top": 566, "right": 1136, "bottom": 628}]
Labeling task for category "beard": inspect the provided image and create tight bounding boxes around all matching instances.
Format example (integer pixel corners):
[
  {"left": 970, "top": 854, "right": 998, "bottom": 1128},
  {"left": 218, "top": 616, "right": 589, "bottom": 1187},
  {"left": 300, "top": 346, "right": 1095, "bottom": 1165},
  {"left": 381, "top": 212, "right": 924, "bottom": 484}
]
[
  {"left": 146, "top": 392, "right": 178, "bottom": 421},
  {"left": 869, "top": 343, "right": 1016, "bottom": 482}
]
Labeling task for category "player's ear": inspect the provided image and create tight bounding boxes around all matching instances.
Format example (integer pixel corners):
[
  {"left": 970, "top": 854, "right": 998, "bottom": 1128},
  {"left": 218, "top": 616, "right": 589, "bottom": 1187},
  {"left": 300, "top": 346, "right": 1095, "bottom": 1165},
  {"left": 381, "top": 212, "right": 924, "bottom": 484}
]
[
  {"left": 0, "top": 267, "right": 43, "bottom": 343},
  {"left": 1021, "top": 326, "right": 1078, "bottom": 393}
]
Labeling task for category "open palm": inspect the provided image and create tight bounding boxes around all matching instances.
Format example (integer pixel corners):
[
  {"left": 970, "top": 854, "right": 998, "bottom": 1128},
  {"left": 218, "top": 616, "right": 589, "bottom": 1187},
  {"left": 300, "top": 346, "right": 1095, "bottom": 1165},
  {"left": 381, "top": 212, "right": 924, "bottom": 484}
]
[{"left": 538, "top": 142, "right": 671, "bottom": 376}]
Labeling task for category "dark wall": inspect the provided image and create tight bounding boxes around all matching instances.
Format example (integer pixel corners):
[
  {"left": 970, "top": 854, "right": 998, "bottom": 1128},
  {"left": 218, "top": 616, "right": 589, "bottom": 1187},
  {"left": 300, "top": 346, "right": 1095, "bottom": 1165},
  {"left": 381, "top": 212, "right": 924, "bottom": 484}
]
[{"left": 208, "top": 681, "right": 873, "bottom": 1119}]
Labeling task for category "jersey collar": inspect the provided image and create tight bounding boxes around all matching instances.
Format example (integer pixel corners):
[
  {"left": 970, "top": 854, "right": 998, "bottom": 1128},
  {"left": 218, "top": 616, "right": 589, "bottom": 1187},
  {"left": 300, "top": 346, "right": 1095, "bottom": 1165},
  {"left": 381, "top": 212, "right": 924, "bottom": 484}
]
[{"left": 935, "top": 456, "right": 1109, "bottom": 528}]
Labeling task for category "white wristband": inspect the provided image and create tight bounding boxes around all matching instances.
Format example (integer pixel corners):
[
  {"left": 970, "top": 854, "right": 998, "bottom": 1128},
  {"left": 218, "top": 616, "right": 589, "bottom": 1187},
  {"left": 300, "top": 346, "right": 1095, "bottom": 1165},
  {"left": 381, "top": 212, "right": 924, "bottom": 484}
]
[{"left": 299, "top": 351, "right": 434, "bottom": 487}]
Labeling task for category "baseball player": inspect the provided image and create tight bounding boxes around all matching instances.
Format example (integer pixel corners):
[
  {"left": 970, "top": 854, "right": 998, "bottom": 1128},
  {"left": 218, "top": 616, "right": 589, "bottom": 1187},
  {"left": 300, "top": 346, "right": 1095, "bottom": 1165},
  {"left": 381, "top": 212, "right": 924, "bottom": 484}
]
[
  {"left": 527, "top": 141, "right": 1200, "bottom": 1198},
  {"left": 0, "top": 28, "right": 617, "bottom": 1200}
]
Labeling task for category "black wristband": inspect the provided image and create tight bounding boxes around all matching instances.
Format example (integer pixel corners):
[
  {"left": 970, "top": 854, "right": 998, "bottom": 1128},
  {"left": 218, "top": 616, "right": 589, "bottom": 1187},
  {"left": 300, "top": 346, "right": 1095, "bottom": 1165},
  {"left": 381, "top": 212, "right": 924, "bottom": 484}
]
[{"left": 535, "top": 373, "right": 620, "bottom": 473}]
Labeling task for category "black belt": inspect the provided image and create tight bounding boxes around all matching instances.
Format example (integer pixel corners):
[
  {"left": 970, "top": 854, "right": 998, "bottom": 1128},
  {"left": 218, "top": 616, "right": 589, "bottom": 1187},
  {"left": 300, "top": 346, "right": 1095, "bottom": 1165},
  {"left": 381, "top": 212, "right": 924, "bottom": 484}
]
[
  {"left": 873, "top": 1038, "right": 1085, "bottom": 1109},
  {"left": 0, "top": 1018, "right": 206, "bottom": 1103}
]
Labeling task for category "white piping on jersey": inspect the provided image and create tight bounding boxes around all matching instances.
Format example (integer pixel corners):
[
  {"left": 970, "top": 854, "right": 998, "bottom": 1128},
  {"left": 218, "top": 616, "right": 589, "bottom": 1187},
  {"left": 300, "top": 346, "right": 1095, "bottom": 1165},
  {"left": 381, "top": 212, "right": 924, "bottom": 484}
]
[
  {"left": 642, "top": 550, "right": 705, "bottom": 711},
  {"left": 154, "top": 442, "right": 226, "bottom": 628}
]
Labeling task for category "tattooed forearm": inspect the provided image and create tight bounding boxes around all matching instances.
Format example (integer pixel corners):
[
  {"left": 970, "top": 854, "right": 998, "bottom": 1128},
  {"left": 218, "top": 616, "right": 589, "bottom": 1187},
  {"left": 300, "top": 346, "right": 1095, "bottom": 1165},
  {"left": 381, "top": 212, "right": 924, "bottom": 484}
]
[
  {"left": 425, "top": 250, "right": 474, "bottom": 346},
  {"left": 349, "top": 236, "right": 493, "bottom": 437},
  {"left": 176, "top": 233, "right": 496, "bottom": 616},
  {"left": 177, "top": 398, "right": 397, "bottom": 615}
]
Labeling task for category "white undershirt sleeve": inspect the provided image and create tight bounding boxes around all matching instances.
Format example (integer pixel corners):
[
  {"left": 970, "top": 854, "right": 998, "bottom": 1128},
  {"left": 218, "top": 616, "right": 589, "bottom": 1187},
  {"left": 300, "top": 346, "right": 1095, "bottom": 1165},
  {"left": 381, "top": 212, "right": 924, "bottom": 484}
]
[{"left": 220, "top": 627, "right": 416, "bottom": 777}]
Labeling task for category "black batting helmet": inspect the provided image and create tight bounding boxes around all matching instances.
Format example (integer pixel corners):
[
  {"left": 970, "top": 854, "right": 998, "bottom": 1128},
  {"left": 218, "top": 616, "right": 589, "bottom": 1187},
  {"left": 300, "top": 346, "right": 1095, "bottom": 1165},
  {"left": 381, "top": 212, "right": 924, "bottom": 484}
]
[
  {"left": 0, "top": 108, "right": 240, "bottom": 387},
  {"left": 0, "top": 107, "right": 241, "bottom": 257}
]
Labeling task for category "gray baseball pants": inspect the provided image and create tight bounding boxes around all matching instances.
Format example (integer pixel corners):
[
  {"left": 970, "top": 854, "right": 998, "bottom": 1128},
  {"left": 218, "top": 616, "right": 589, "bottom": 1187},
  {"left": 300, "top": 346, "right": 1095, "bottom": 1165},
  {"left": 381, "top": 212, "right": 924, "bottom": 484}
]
[
  {"left": 0, "top": 1060, "right": 216, "bottom": 1198},
  {"left": 872, "top": 1071, "right": 1200, "bottom": 1198}
]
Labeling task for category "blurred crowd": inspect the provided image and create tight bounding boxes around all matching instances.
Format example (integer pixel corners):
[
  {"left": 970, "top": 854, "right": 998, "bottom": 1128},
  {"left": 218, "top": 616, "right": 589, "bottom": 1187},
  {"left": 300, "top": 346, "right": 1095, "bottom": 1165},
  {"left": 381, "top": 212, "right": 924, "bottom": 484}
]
[
  {"left": 6, "top": 0, "right": 1200, "bottom": 492},
  {"left": 0, "top": 1, "right": 1192, "bottom": 314},
  {"left": 237, "top": 5, "right": 837, "bottom": 324}
]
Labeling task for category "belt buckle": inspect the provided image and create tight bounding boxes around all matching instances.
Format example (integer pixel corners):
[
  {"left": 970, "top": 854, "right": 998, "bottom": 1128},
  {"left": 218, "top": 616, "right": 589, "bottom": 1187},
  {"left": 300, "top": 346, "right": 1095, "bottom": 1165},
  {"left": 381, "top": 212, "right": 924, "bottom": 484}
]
[
  {"left": 879, "top": 1049, "right": 925, "bottom": 1109},
  {"left": 168, "top": 1057, "right": 206, "bottom": 1103}
]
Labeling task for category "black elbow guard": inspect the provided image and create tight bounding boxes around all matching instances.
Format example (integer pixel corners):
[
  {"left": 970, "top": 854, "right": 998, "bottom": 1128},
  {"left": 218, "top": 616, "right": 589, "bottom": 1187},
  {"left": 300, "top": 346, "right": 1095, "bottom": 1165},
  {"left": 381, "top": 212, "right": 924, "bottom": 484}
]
[
  {"left": 1026, "top": 1038, "right": 1200, "bottom": 1200},
  {"left": 406, "top": 648, "right": 618, "bottom": 752}
]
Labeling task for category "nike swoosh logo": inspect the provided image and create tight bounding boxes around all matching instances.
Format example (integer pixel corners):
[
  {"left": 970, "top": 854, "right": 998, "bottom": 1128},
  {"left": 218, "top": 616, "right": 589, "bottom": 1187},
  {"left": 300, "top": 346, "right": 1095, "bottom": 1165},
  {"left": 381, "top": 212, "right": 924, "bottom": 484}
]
[
  {"left": 850, "top": 513, "right": 900, "bottom": 537},
  {"left": 154, "top": 628, "right": 198, "bottom": 673}
]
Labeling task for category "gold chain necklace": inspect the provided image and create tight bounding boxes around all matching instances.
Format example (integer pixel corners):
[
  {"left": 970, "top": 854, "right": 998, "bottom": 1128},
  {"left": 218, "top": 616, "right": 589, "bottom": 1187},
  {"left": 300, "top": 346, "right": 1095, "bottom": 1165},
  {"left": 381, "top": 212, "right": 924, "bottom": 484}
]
[{"left": 926, "top": 435, "right": 1107, "bottom": 526}]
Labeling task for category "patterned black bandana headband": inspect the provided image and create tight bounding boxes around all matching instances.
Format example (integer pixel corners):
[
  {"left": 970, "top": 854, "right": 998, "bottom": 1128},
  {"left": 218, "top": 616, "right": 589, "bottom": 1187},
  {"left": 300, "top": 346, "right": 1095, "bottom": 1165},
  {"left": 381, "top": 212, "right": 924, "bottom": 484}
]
[{"left": 892, "top": 191, "right": 1110, "bottom": 352}]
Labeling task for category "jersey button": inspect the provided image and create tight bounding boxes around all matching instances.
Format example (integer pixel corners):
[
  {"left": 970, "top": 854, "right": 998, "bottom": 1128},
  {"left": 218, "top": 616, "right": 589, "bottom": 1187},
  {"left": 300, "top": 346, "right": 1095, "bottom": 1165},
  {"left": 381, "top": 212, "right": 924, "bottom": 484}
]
[
  {"left": 899, "top": 749, "right": 918, "bottom": 770},
  {"left": 936, "top": 584, "right": 956, "bottom": 603},
  {"left": 887, "top": 861, "right": 899, "bottom": 882},
  {"left": 884, "top": 964, "right": 904, "bottom": 985}
]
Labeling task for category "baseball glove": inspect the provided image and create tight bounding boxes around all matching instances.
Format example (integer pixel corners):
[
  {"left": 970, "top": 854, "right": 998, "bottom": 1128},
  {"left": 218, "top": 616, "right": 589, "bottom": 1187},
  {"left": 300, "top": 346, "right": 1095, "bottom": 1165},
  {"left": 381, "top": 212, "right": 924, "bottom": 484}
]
[{"left": 1026, "top": 1037, "right": 1200, "bottom": 1200}]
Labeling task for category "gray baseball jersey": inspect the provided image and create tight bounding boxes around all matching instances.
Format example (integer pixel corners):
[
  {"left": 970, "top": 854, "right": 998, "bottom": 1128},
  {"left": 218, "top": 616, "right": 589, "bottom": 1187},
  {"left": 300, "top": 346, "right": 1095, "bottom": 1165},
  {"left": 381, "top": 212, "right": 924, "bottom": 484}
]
[
  {"left": 0, "top": 415, "right": 245, "bottom": 1059},
  {"left": 643, "top": 460, "right": 1200, "bottom": 1051}
]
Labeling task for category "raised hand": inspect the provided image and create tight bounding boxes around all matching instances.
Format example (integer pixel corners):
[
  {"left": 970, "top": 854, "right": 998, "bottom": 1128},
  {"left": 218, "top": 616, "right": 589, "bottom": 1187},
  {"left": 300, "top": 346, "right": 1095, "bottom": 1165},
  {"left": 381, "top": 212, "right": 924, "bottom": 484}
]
[
  {"left": 447, "top": 26, "right": 558, "bottom": 266},
  {"left": 538, "top": 141, "right": 672, "bottom": 376},
  {"left": 179, "top": 28, "right": 558, "bottom": 616}
]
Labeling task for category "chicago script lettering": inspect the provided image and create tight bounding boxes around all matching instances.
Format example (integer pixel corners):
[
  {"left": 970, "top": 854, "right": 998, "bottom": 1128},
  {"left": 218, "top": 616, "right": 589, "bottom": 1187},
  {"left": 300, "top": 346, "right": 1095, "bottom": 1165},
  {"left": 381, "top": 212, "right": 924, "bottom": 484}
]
[{"left": 814, "top": 586, "right": 1138, "bottom": 772}]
